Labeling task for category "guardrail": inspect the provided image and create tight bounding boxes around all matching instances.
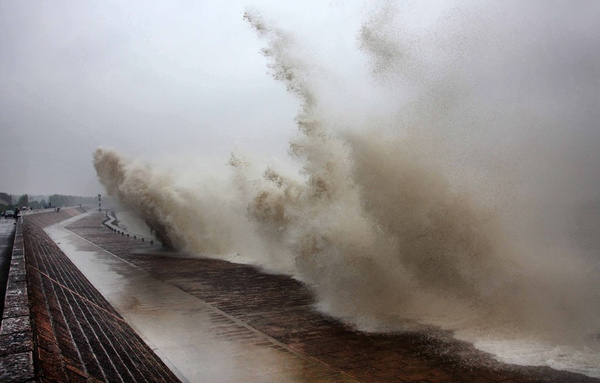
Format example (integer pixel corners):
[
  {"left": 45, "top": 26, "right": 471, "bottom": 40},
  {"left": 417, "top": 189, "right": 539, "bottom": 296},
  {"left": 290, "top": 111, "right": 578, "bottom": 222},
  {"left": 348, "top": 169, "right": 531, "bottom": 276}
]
[{"left": 102, "top": 211, "right": 162, "bottom": 247}]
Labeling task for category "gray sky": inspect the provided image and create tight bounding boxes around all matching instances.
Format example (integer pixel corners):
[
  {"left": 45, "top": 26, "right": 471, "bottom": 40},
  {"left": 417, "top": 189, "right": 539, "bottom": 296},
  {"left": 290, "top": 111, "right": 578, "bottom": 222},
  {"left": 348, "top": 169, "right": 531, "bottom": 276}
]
[
  {"left": 0, "top": 0, "right": 365, "bottom": 195},
  {"left": 1, "top": 0, "right": 599, "bottom": 201}
]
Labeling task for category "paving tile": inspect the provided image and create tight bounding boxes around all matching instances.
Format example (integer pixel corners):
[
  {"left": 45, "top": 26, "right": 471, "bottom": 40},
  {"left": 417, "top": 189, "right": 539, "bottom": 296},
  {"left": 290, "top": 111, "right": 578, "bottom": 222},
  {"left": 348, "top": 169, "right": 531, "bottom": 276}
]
[{"left": 37, "top": 346, "right": 69, "bottom": 382}]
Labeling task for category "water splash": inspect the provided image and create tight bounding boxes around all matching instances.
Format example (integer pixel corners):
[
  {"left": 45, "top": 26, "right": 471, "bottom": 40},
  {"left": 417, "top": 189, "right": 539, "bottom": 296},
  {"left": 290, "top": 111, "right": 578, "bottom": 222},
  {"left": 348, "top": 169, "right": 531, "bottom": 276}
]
[{"left": 94, "top": 3, "right": 600, "bottom": 377}]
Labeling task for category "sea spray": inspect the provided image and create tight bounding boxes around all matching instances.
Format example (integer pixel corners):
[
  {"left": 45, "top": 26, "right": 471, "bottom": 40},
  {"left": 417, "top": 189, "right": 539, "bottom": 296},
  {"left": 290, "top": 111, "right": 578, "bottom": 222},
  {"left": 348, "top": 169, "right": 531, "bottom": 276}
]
[
  {"left": 242, "top": 7, "right": 600, "bottom": 340},
  {"left": 94, "top": 148, "right": 299, "bottom": 273},
  {"left": 94, "top": 2, "right": 600, "bottom": 377}
]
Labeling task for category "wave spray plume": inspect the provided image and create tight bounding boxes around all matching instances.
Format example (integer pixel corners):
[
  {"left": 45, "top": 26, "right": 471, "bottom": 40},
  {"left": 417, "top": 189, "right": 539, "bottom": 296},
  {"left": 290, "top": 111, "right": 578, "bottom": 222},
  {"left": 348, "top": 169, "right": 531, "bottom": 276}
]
[{"left": 94, "top": 3, "right": 600, "bottom": 377}]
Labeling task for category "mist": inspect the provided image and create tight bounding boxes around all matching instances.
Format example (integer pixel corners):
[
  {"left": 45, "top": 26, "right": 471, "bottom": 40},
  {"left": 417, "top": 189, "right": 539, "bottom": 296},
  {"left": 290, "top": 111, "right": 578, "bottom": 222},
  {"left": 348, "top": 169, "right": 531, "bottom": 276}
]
[{"left": 94, "top": 1, "right": 600, "bottom": 377}]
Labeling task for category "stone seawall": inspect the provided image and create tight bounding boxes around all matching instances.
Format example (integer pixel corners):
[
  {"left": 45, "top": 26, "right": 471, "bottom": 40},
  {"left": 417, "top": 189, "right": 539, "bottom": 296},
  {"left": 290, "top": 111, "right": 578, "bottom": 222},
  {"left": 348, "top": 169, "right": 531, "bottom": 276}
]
[
  {"left": 0, "top": 208, "right": 180, "bottom": 383},
  {"left": 0, "top": 218, "right": 34, "bottom": 382}
]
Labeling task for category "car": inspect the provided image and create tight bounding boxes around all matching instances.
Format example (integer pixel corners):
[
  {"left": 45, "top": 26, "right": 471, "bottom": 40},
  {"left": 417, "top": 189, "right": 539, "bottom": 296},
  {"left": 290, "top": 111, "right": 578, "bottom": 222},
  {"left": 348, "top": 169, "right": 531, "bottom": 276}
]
[{"left": 4, "top": 210, "right": 14, "bottom": 218}]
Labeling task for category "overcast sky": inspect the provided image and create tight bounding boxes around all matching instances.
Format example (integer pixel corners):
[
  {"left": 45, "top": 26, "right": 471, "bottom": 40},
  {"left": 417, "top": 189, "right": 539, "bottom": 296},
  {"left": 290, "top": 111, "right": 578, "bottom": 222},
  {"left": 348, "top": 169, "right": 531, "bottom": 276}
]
[
  {"left": 1, "top": 1, "right": 599, "bottom": 199},
  {"left": 0, "top": 0, "right": 370, "bottom": 196}
]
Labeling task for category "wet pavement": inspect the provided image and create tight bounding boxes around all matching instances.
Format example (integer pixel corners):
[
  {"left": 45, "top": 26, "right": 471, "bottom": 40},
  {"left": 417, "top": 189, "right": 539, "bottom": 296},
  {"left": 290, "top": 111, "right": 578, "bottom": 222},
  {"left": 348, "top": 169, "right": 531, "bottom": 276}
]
[
  {"left": 47, "top": 213, "right": 353, "bottom": 383},
  {"left": 16, "top": 210, "right": 599, "bottom": 382},
  {"left": 21, "top": 211, "right": 179, "bottom": 382}
]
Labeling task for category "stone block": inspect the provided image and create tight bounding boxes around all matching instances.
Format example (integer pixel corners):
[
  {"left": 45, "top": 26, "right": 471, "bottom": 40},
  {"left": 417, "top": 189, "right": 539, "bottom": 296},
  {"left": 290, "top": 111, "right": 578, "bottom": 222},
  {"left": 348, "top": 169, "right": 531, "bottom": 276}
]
[
  {"left": 1, "top": 305, "right": 30, "bottom": 319},
  {"left": 0, "top": 352, "right": 35, "bottom": 382},
  {"left": 3, "top": 294, "right": 28, "bottom": 308},
  {"left": 0, "top": 332, "right": 34, "bottom": 357},
  {"left": 0, "top": 317, "right": 32, "bottom": 336}
]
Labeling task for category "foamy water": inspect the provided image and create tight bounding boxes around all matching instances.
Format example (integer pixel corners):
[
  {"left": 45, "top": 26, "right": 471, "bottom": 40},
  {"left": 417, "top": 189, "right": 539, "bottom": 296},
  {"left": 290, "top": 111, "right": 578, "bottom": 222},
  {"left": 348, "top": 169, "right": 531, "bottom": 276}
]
[{"left": 93, "top": 3, "right": 600, "bottom": 378}]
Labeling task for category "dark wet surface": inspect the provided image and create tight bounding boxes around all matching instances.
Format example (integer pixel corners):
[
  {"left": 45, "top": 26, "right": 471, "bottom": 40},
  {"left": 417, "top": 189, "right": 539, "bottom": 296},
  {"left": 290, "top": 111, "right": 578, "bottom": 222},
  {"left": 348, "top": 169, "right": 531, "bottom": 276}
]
[
  {"left": 39, "top": 212, "right": 600, "bottom": 382},
  {"left": 23, "top": 215, "right": 180, "bottom": 382},
  {"left": 48, "top": 214, "right": 350, "bottom": 382}
]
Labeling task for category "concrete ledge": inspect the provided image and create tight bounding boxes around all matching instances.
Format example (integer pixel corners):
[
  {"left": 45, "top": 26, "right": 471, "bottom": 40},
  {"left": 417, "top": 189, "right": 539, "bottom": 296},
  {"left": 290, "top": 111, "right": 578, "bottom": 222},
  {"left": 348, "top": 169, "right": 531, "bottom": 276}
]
[{"left": 0, "top": 219, "right": 36, "bottom": 382}]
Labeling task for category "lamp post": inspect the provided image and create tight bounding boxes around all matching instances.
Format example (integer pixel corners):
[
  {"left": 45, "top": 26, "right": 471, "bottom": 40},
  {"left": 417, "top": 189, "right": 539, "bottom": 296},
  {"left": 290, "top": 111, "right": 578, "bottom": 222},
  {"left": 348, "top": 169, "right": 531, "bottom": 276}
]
[{"left": 98, "top": 194, "right": 101, "bottom": 212}]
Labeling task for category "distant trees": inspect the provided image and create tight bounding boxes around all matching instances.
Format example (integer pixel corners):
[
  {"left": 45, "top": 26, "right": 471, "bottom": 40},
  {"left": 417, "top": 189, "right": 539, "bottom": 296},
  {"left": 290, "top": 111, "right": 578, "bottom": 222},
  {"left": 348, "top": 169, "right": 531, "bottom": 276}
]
[
  {"left": 28, "top": 199, "right": 46, "bottom": 210},
  {"left": 48, "top": 194, "right": 96, "bottom": 207},
  {"left": 0, "top": 192, "right": 12, "bottom": 205},
  {"left": 0, "top": 192, "right": 97, "bottom": 213},
  {"left": 17, "top": 194, "right": 29, "bottom": 207}
]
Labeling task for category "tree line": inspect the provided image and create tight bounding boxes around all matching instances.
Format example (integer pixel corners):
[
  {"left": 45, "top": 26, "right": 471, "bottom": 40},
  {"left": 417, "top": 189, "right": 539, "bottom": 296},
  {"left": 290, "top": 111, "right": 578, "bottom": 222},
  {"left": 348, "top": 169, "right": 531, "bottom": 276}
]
[{"left": 0, "top": 193, "right": 99, "bottom": 212}]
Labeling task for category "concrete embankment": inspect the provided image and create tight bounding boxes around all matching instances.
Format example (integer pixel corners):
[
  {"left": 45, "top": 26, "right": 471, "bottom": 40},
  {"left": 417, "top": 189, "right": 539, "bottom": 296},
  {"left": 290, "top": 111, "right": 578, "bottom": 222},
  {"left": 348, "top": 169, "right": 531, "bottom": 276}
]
[
  {"left": 2, "top": 208, "right": 599, "bottom": 382},
  {"left": 0, "top": 208, "right": 179, "bottom": 382}
]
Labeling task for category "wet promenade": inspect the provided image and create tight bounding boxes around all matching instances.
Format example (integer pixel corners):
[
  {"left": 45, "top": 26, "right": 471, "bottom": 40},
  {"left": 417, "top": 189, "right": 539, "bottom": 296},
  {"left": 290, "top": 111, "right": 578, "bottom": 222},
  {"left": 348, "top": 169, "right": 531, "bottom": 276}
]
[{"left": 2, "top": 208, "right": 599, "bottom": 382}]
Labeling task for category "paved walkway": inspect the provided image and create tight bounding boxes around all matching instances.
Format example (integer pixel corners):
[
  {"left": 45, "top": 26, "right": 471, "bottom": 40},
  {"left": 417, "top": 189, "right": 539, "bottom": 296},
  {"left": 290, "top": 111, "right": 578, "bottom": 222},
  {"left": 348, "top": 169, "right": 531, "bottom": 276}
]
[
  {"left": 61, "top": 212, "right": 599, "bottom": 382},
  {"left": 22, "top": 211, "right": 180, "bottom": 382},
  {"left": 47, "top": 213, "right": 349, "bottom": 383}
]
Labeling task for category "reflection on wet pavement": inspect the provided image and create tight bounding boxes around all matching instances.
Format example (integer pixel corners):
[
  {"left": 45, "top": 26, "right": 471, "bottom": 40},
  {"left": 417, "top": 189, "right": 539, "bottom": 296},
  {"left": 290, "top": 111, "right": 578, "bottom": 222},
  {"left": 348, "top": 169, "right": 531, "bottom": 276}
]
[{"left": 45, "top": 213, "right": 354, "bottom": 383}]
